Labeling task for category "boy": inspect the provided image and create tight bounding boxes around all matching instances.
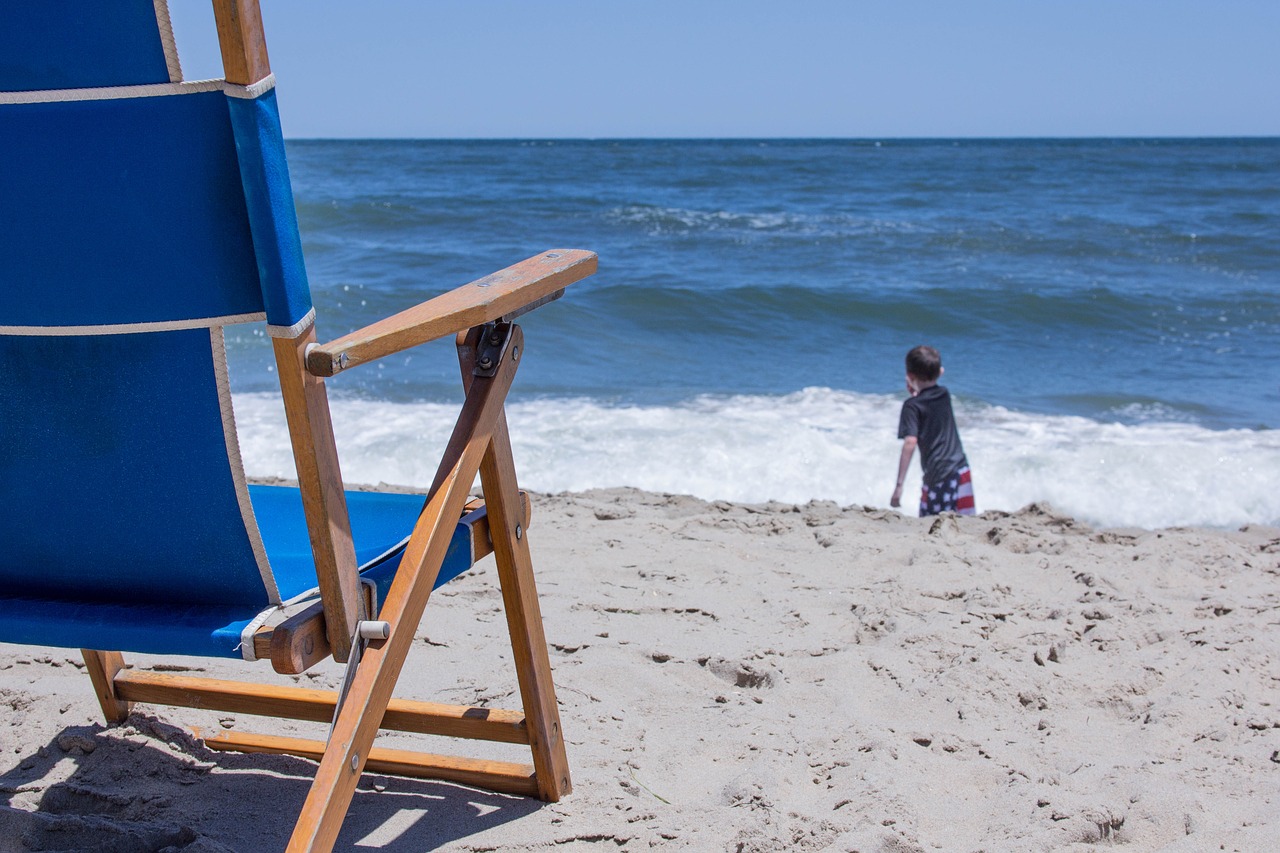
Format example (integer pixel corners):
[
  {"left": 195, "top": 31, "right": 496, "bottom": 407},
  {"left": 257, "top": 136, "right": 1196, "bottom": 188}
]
[{"left": 890, "top": 345, "right": 976, "bottom": 517}]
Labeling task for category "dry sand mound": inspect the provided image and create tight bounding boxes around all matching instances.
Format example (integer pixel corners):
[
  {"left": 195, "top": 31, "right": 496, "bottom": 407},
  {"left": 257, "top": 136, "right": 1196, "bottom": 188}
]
[{"left": 1, "top": 490, "right": 1276, "bottom": 851}]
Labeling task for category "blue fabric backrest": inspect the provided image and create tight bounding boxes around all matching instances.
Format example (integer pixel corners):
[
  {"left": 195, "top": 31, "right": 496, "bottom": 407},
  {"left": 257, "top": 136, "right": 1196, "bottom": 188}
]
[
  {"left": 228, "top": 89, "right": 316, "bottom": 330},
  {"left": 0, "top": 4, "right": 315, "bottom": 609},
  {"left": 0, "top": 0, "right": 172, "bottom": 91},
  {"left": 0, "top": 331, "right": 271, "bottom": 607},
  {"left": 0, "top": 92, "right": 267, "bottom": 327},
  {"left": 0, "top": 1, "right": 314, "bottom": 332}
]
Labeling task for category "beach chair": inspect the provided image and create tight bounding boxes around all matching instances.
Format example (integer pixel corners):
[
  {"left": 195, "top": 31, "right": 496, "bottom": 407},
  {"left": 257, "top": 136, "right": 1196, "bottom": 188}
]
[{"left": 0, "top": 1, "right": 594, "bottom": 849}]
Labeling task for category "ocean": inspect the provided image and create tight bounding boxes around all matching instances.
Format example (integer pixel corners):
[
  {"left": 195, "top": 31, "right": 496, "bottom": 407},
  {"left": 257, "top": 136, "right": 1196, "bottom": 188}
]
[{"left": 224, "top": 139, "right": 1280, "bottom": 530}]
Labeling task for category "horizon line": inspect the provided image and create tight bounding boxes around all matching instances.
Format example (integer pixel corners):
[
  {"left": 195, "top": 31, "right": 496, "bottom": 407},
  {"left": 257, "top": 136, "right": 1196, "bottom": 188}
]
[{"left": 282, "top": 134, "right": 1280, "bottom": 143}]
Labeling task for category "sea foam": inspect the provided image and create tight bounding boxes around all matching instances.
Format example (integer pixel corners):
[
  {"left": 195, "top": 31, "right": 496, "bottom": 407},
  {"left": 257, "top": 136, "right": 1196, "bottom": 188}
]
[{"left": 232, "top": 388, "right": 1280, "bottom": 531}]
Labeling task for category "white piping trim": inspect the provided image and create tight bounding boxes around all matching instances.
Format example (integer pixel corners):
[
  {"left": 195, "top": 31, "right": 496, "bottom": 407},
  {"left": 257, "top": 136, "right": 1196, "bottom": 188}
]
[
  {"left": 153, "top": 0, "right": 183, "bottom": 83},
  {"left": 0, "top": 76, "right": 276, "bottom": 106},
  {"left": 237, "top": 606, "right": 277, "bottom": 662},
  {"left": 362, "top": 536, "right": 413, "bottom": 575},
  {"left": 267, "top": 308, "right": 316, "bottom": 339},
  {"left": 224, "top": 75, "right": 277, "bottom": 100},
  {"left": 211, "top": 327, "right": 281, "bottom": 606},
  {"left": 0, "top": 312, "right": 266, "bottom": 337},
  {"left": 0, "top": 78, "right": 222, "bottom": 105},
  {"left": 280, "top": 587, "right": 323, "bottom": 609}
]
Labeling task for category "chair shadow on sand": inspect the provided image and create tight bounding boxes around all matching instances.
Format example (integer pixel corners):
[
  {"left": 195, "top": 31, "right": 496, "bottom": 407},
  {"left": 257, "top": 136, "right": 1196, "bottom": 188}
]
[{"left": 0, "top": 715, "right": 541, "bottom": 852}]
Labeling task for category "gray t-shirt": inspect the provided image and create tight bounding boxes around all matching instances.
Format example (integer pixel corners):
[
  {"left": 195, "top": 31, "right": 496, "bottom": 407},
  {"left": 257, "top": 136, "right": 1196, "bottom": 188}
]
[{"left": 898, "top": 385, "right": 968, "bottom": 485}]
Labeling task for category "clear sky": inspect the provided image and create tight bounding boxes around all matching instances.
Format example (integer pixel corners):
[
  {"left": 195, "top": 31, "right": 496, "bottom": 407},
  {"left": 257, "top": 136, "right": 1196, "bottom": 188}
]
[{"left": 169, "top": 1, "right": 1279, "bottom": 139}]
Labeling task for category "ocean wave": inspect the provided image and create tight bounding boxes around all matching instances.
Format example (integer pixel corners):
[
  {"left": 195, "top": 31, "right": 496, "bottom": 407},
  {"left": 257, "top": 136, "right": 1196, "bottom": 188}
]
[
  {"left": 605, "top": 204, "right": 920, "bottom": 238},
  {"left": 560, "top": 280, "right": 1277, "bottom": 342},
  {"left": 232, "top": 388, "right": 1280, "bottom": 531}
]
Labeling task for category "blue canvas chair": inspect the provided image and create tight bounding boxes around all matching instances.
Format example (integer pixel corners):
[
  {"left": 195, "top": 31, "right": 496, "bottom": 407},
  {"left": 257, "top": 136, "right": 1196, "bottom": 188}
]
[{"left": 0, "top": 2, "right": 595, "bottom": 849}]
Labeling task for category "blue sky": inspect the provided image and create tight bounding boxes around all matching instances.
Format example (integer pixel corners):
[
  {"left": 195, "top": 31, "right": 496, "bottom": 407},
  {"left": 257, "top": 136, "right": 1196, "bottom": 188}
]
[{"left": 169, "top": 1, "right": 1279, "bottom": 139}]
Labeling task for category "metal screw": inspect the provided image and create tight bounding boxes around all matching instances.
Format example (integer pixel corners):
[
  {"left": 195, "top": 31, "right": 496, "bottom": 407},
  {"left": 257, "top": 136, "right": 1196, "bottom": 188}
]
[
  {"left": 350, "top": 754, "right": 360, "bottom": 772},
  {"left": 546, "top": 252, "right": 560, "bottom": 259},
  {"left": 512, "top": 346, "right": 520, "bottom": 361},
  {"left": 338, "top": 353, "right": 350, "bottom": 369},
  {"left": 477, "top": 355, "right": 493, "bottom": 369},
  {"left": 515, "top": 524, "right": 523, "bottom": 541}
]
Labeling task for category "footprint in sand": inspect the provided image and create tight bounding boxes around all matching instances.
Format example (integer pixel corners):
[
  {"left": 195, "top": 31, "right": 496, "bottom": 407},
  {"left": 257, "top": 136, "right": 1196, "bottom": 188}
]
[{"left": 700, "top": 656, "right": 778, "bottom": 690}]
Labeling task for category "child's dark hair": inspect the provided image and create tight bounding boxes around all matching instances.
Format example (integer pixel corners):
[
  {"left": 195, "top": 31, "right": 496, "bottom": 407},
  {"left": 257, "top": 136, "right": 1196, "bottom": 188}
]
[{"left": 905, "top": 345, "right": 942, "bottom": 381}]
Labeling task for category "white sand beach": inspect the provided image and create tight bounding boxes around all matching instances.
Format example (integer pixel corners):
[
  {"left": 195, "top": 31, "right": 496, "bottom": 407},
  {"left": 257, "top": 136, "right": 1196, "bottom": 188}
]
[{"left": 1, "top": 489, "right": 1277, "bottom": 852}]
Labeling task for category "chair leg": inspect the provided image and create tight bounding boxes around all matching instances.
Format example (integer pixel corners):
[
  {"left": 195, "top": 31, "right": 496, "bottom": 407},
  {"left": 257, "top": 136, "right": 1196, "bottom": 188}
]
[
  {"left": 286, "top": 325, "right": 522, "bottom": 853},
  {"left": 80, "top": 649, "right": 132, "bottom": 723},
  {"left": 479, "top": 415, "right": 572, "bottom": 800},
  {"left": 456, "top": 323, "right": 571, "bottom": 801}
]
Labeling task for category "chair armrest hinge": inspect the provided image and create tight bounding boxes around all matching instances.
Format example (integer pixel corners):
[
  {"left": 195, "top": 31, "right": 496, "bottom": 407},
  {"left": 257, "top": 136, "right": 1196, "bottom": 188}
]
[{"left": 473, "top": 321, "right": 515, "bottom": 378}]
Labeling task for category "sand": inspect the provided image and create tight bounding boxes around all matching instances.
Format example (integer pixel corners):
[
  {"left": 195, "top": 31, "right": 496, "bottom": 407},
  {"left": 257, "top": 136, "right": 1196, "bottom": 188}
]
[{"left": 0, "top": 489, "right": 1277, "bottom": 852}]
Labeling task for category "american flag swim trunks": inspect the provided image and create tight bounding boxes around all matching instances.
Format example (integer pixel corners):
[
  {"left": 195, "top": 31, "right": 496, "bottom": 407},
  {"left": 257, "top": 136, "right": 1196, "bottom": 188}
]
[{"left": 919, "top": 465, "right": 975, "bottom": 517}]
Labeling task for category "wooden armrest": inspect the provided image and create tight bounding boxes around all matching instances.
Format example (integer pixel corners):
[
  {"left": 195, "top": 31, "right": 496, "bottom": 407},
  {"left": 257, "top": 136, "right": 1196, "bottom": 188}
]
[{"left": 305, "top": 249, "right": 597, "bottom": 377}]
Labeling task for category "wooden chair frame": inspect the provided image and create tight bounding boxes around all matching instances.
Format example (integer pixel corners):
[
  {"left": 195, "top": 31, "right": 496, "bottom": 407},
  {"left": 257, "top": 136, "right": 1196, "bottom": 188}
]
[{"left": 76, "top": 4, "right": 597, "bottom": 850}]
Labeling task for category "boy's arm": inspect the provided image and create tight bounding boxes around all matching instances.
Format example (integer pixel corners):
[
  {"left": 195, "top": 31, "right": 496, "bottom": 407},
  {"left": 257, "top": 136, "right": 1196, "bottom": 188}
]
[{"left": 890, "top": 436, "right": 917, "bottom": 508}]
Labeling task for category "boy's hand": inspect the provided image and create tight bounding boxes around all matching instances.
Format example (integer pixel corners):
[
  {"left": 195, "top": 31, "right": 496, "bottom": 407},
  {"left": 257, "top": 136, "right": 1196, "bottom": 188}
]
[{"left": 890, "top": 484, "right": 903, "bottom": 507}]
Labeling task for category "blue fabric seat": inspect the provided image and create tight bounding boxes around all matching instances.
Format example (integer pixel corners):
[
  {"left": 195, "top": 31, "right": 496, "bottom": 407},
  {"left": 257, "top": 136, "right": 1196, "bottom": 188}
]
[{"left": 0, "top": 486, "right": 473, "bottom": 660}]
